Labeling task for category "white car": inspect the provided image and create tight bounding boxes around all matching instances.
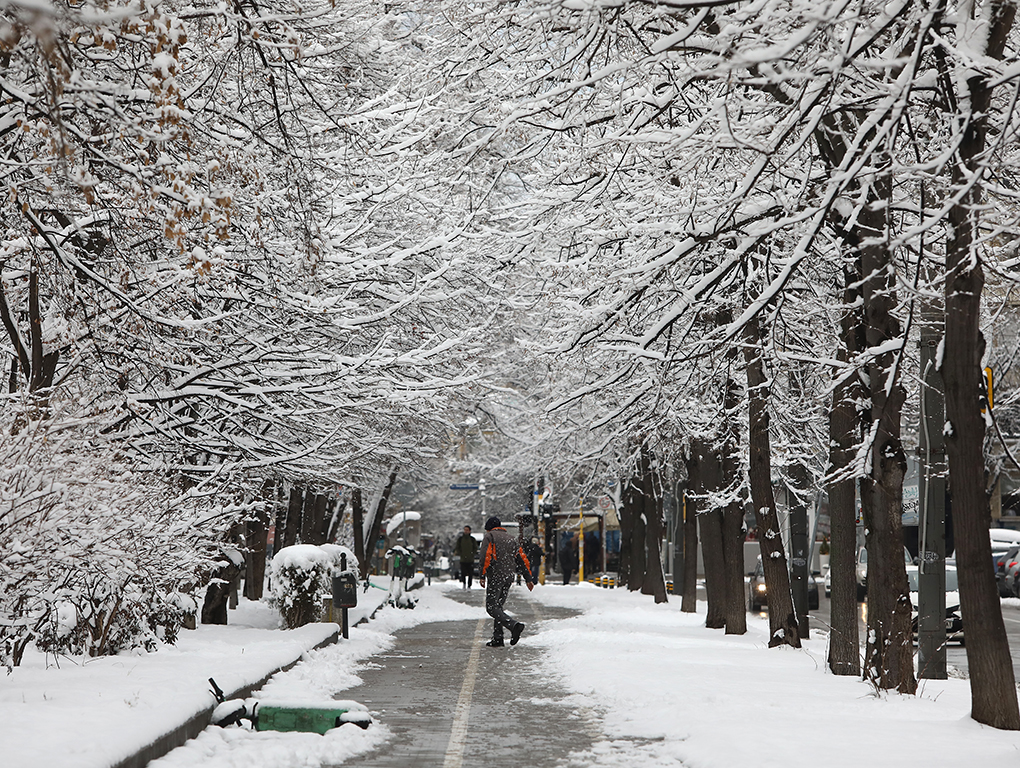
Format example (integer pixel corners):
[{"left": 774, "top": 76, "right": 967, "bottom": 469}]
[
  {"left": 906, "top": 564, "right": 963, "bottom": 643},
  {"left": 856, "top": 546, "right": 913, "bottom": 601}
]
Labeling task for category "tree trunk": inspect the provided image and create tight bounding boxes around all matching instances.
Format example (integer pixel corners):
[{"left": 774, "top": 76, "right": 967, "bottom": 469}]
[
  {"left": 309, "top": 493, "right": 327, "bottom": 545},
  {"left": 244, "top": 486, "right": 270, "bottom": 601},
  {"left": 630, "top": 502, "right": 647, "bottom": 592},
  {"left": 858, "top": 174, "right": 915, "bottom": 695},
  {"left": 618, "top": 480, "right": 634, "bottom": 589},
  {"left": 721, "top": 372, "right": 747, "bottom": 635},
  {"left": 300, "top": 488, "right": 316, "bottom": 544},
  {"left": 826, "top": 264, "right": 864, "bottom": 676},
  {"left": 940, "top": 0, "right": 1019, "bottom": 729},
  {"left": 352, "top": 488, "right": 366, "bottom": 573},
  {"left": 693, "top": 438, "right": 726, "bottom": 628},
  {"left": 744, "top": 314, "right": 800, "bottom": 648},
  {"left": 681, "top": 481, "right": 699, "bottom": 613},
  {"left": 636, "top": 442, "right": 668, "bottom": 602},
  {"left": 272, "top": 480, "right": 287, "bottom": 557},
  {"left": 362, "top": 470, "right": 398, "bottom": 576},
  {"left": 284, "top": 485, "right": 302, "bottom": 549}
]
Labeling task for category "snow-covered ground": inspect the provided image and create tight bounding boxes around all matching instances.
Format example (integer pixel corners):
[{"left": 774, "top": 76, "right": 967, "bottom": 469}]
[{"left": 6, "top": 579, "right": 1020, "bottom": 768}]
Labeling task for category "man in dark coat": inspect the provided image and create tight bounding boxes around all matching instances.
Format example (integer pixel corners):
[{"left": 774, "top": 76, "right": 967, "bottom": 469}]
[
  {"left": 558, "top": 530, "right": 578, "bottom": 585},
  {"left": 478, "top": 516, "right": 535, "bottom": 647},
  {"left": 453, "top": 525, "right": 479, "bottom": 588}
]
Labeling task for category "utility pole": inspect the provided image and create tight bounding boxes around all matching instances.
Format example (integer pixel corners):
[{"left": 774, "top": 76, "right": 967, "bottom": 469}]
[{"left": 917, "top": 303, "right": 947, "bottom": 679}]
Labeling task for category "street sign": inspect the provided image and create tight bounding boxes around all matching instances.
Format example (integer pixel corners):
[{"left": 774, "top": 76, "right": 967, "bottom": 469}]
[
  {"left": 449, "top": 484, "right": 480, "bottom": 490},
  {"left": 598, "top": 496, "right": 613, "bottom": 510}
]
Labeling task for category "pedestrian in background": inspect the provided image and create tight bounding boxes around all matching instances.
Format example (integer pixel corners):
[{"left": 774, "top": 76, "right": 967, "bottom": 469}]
[
  {"left": 558, "top": 530, "right": 577, "bottom": 585},
  {"left": 478, "top": 516, "right": 534, "bottom": 647},
  {"left": 525, "top": 537, "right": 543, "bottom": 584},
  {"left": 454, "top": 525, "right": 479, "bottom": 588}
]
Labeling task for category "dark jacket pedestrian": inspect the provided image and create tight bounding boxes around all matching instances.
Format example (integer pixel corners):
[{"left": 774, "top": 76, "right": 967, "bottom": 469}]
[
  {"left": 558, "top": 530, "right": 578, "bottom": 585},
  {"left": 478, "top": 516, "right": 534, "bottom": 647},
  {"left": 584, "top": 530, "right": 600, "bottom": 576},
  {"left": 454, "top": 526, "right": 479, "bottom": 588},
  {"left": 525, "top": 537, "right": 543, "bottom": 585}
]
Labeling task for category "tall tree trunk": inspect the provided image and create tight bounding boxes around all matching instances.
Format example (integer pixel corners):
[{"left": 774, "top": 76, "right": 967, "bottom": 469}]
[
  {"left": 352, "top": 488, "right": 366, "bottom": 573},
  {"left": 693, "top": 438, "right": 726, "bottom": 628},
  {"left": 272, "top": 480, "right": 287, "bottom": 556},
  {"left": 721, "top": 319, "right": 747, "bottom": 634},
  {"left": 361, "top": 470, "right": 398, "bottom": 576},
  {"left": 827, "top": 265, "right": 864, "bottom": 675},
  {"left": 309, "top": 493, "right": 327, "bottom": 545},
  {"left": 639, "top": 443, "right": 668, "bottom": 603},
  {"left": 858, "top": 171, "right": 915, "bottom": 695},
  {"left": 283, "top": 485, "right": 302, "bottom": 548},
  {"left": 619, "top": 479, "right": 635, "bottom": 588},
  {"left": 300, "top": 488, "right": 316, "bottom": 544},
  {"left": 244, "top": 480, "right": 272, "bottom": 600},
  {"left": 939, "top": 0, "right": 1019, "bottom": 729},
  {"left": 681, "top": 477, "right": 699, "bottom": 613},
  {"left": 744, "top": 314, "right": 800, "bottom": 648}
]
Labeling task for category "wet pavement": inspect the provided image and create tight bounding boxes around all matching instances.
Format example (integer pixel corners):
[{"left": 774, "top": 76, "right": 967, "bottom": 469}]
[{"left": 337, "top": 588, "right": 598, "bottom": 768}]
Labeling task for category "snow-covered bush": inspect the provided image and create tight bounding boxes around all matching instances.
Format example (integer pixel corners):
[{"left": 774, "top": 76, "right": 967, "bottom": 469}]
[
  {"left": 269, "top": 545, "right": 333, "bottom": 629},
  {"left": 269, "top": 544, "right": 360, "bottom": 628},
  {"left": 0, "top": 416, "right": 230, "bottom": 667}
]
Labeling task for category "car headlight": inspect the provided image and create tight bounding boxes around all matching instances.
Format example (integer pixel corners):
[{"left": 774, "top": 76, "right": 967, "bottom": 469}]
[{"left": 756, "top": 584, "right": 767, "bottom": 592}]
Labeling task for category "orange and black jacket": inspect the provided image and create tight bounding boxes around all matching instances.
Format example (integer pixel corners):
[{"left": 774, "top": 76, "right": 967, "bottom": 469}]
[{"left": 478, "top": 527, "right": 533, "bottom": 584}]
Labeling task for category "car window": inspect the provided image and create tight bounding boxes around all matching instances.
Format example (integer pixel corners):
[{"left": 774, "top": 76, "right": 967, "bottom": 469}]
[
  {"left": 907, "top": 569, "right": 958, "bottom": 592},
  {"left": 945, "top": 569, "right": 959, "bottom": 591}
]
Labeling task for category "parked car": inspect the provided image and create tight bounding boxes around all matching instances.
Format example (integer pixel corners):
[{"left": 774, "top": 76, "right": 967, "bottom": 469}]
[
  {"left": 748, "top": 556, "right": 818, "bottom": 612},
  {"left": 856, "top": 545, "right": 913, "bottom": 601},
  {"left": 906, "top": 564, "right": 963, "bottom": 644},
  {"left": 949, "top": 529, "right": 1020, "bottom": 596},
  {"left": 995, "top": 545, "right": 1020, "bottom": 597}
]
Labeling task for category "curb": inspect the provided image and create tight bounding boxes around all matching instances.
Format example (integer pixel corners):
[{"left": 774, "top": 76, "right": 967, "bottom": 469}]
[{"left": 109, "top": 629, "right": 339, "bottom": 768}]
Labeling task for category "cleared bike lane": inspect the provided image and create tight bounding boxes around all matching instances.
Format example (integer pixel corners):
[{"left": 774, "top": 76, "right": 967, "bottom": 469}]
[{"left": 336, "top": 589, "right": 596, "bottom": 768}]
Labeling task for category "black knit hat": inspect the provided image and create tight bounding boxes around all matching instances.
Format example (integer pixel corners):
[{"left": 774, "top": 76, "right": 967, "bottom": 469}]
[{"left": 485, "top": 516, "right": 501, "bottom": 531}]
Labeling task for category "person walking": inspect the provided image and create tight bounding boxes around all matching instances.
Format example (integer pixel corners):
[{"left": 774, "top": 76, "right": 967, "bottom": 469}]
[
  {"left": 478, "top": 516, "right": 535, "bottom": 647},
  {"left": 525, "top": 537, "right": 543, "bottom": 585},
  {"left": 454, "top": 525, "right": 479, "bottom": 588},
  {"left": 558, "top": 530, "right": 578, "bottom": 585}
]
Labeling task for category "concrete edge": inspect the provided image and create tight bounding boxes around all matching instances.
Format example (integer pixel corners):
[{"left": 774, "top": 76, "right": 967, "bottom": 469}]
[{"left": 109, "top": 628, "right": 340, "bottom": 768}]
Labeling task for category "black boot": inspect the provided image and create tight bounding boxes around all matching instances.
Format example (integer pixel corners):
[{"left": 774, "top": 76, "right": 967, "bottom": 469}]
[
  {"left": 510, "top": 623, "right": 525, "bottom": 646},
  {"left": 486, "top": 638, "right": 505, "bottom": 647}
]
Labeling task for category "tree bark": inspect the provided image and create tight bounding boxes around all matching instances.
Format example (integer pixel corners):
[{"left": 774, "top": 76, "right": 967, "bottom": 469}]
[
  {"left": 638, "top": 442, "right": 668, "bottom": 602},
  {"left": 300, "top": 488, "right": 316, "bottom": 544},
  {"left": 721, "top": 371, "right": 747, "bottom": 634},
  {"left": 827, "top": 264, "right": 864, "bottom": 676},
  {"left": 352, "top": 488, "right": 366, "bottom": 573},
  {"left": 743, "top": 314, "right": 800, "bottom": 648},
  {"left": 283, "top": 485, "right": 302, "bottom": 549},
  {"left": 681, "top": 480, "right": 699, "bottom": 613},
  {"left": 361, "top": 471, "right": 398, "bottom": 576},
  {"left": 939, "top": 0, "right": 1020, "bottom": 729},
  {"left": 244, "top": 483, "right": 270, "bottom": 600},
  {"left": 619, "top": 479, "right": 635, "bottom": 589},
  {"left": 857, "top": 171, "right": 916, "bottom": 694},
  {"left": 693, "top": 438, "right": 726, "bottom": 628}
]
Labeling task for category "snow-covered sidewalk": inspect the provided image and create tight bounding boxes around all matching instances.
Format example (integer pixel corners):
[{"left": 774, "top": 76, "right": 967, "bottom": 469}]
[
  {"left": 7, "top": 579, "right": 1020, "bottom": 768},
  {"left": 1, "top": 579, "right": 398, "bottom": 768}
]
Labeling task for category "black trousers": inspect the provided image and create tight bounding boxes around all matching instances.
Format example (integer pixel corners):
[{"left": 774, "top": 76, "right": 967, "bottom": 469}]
[
  {"left": 485, "top": 577, "right": 519, "bottom": 641},
  {"left": 460, "top": 562, "right": 474, "bottom": 587}
]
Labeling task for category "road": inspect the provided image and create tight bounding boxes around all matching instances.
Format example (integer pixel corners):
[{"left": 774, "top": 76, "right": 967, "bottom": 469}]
[{"left": 789, "top": 590, "right": 1020, "bottom": 679}]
